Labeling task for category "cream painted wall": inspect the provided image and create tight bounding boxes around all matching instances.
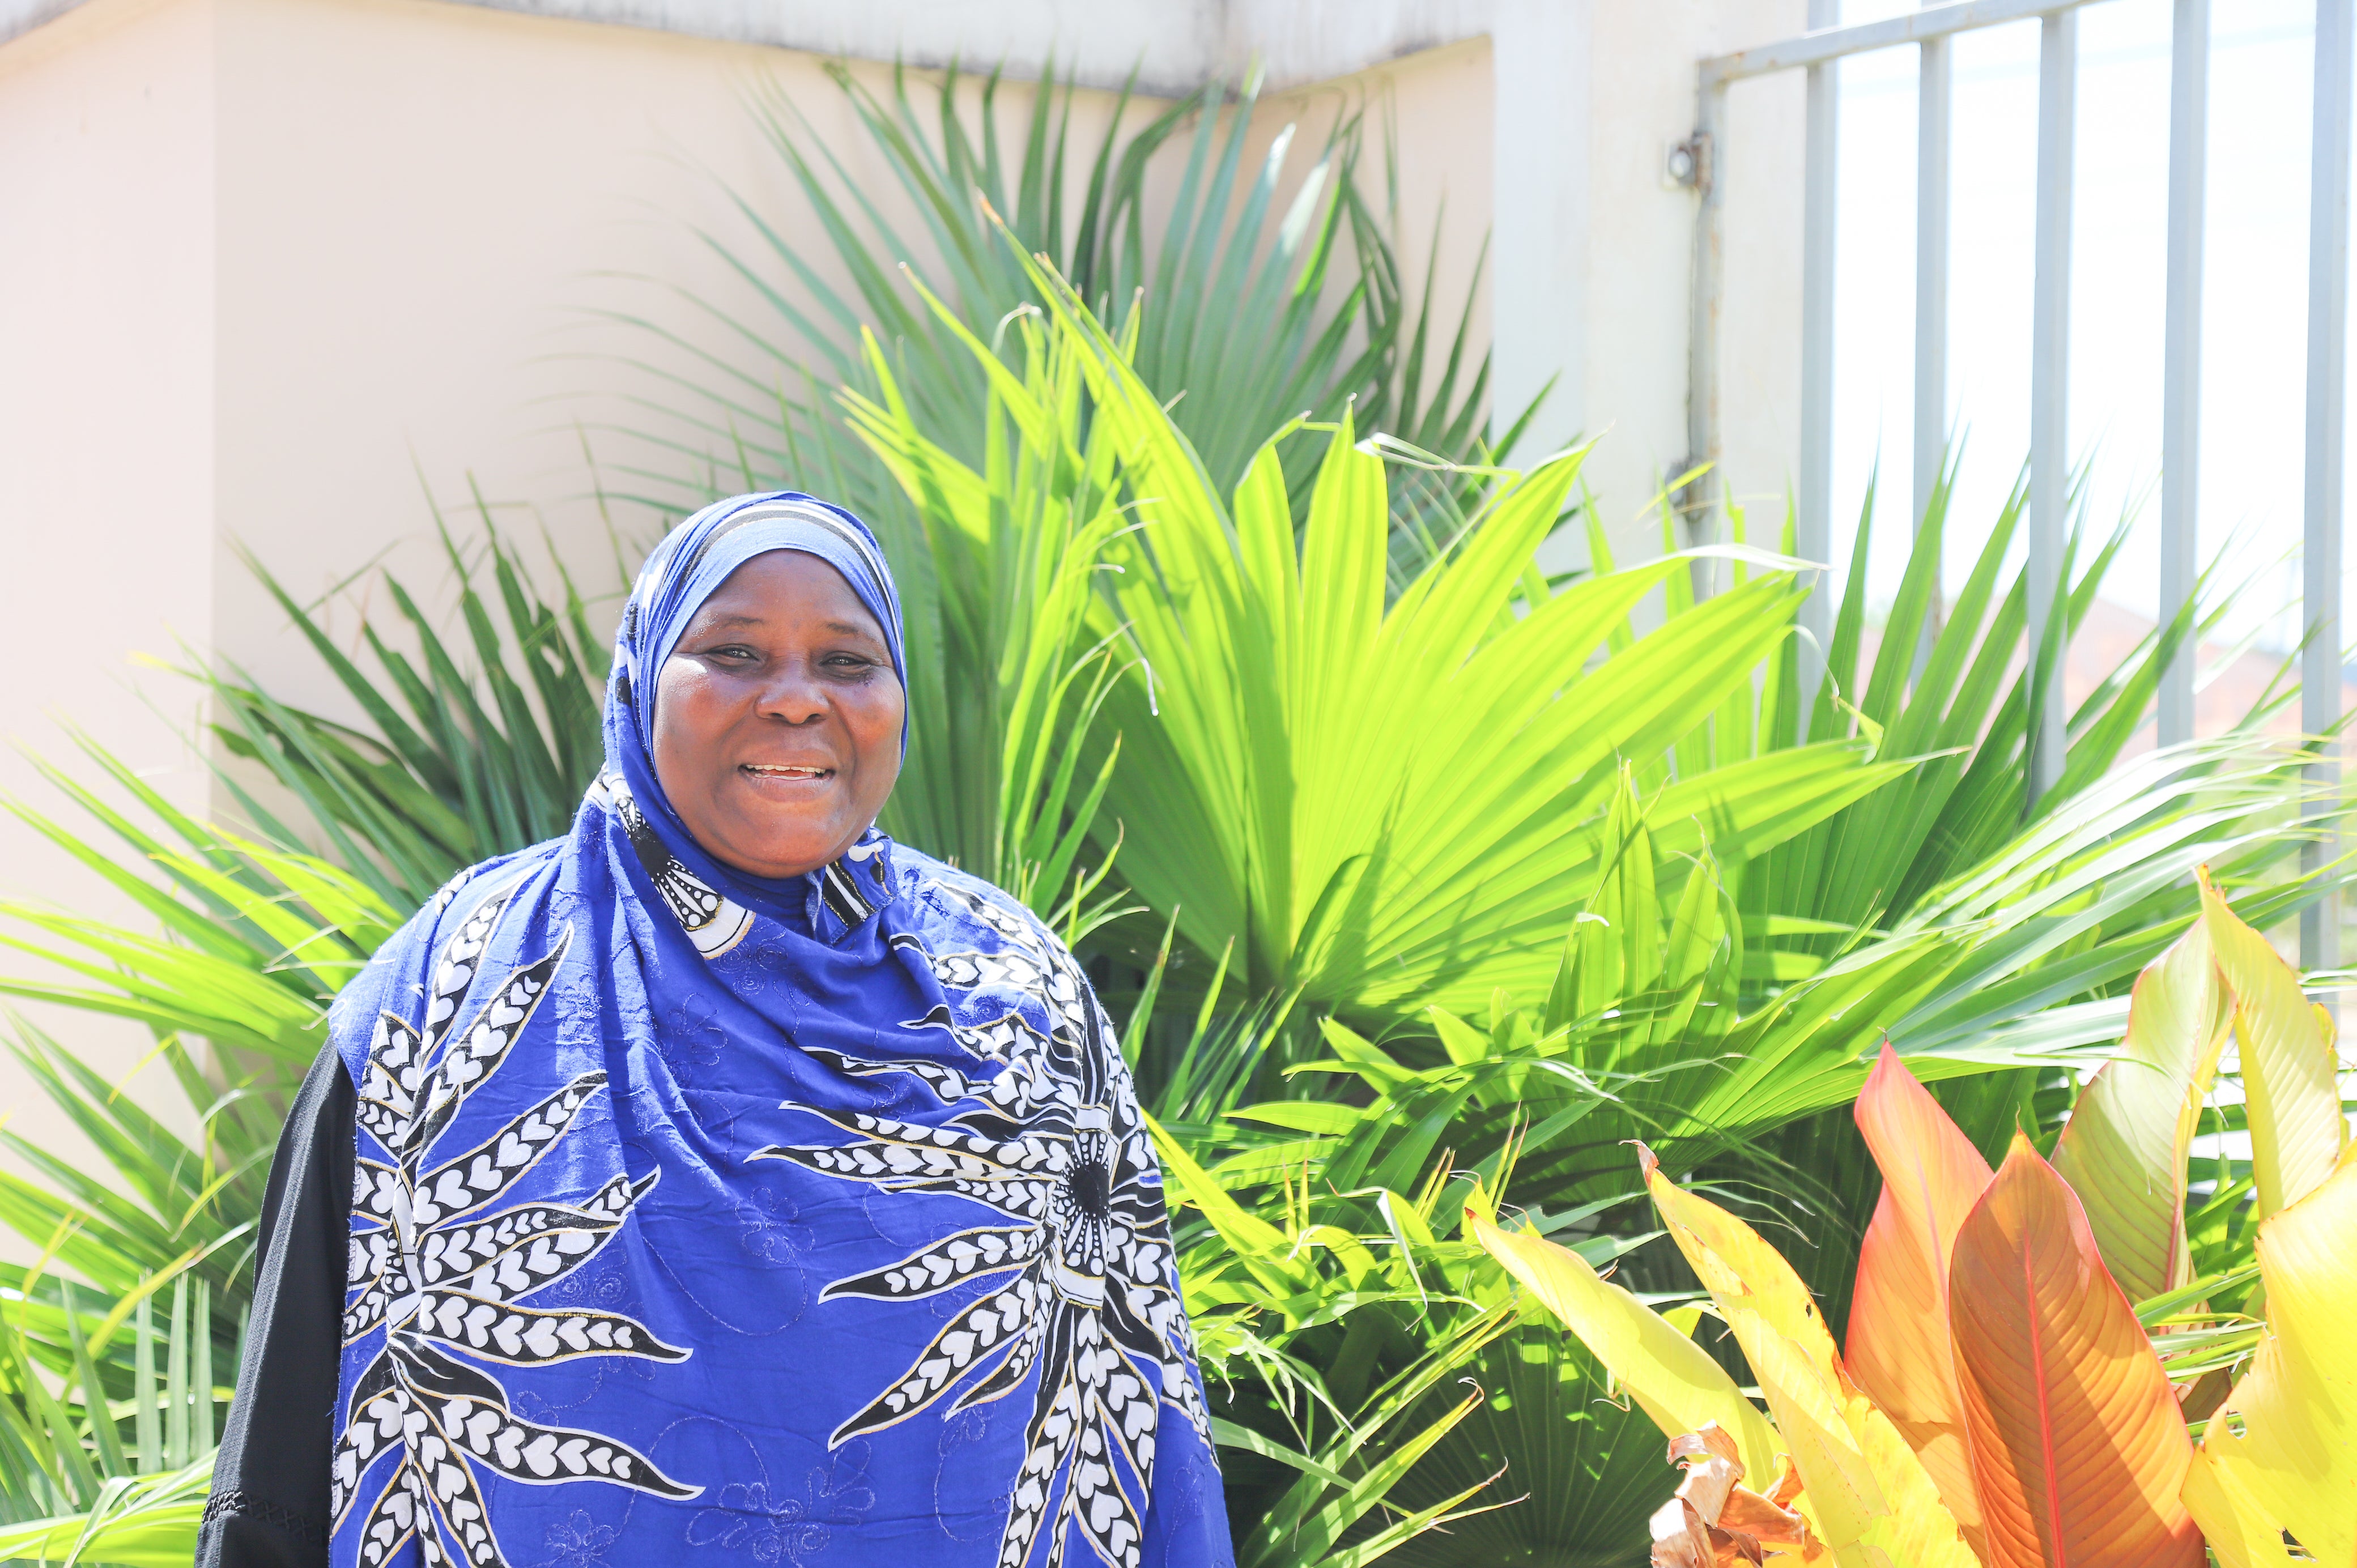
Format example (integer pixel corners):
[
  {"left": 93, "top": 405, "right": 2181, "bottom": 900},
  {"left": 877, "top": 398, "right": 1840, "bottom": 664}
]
[
  {"left": 1320, "top": 36, "right": 1492, "bottom": 417},
  {"left": 207, "top": 0, "right": 959, "bottom": 721},
  {"left": 0, "top": 0, "right": 219, "bottom": 1163}
]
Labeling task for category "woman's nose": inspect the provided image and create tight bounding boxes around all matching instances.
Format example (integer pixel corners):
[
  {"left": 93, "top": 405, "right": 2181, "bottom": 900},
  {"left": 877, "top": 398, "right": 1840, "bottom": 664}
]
[{"left": 754, "top": 662, "right": 829, "bottom": 725}]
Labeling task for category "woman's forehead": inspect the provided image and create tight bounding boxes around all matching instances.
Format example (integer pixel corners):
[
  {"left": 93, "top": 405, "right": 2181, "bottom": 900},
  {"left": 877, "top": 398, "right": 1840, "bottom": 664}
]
[{"left": 692, "top": 550, "right": 883, "bottom": 633}]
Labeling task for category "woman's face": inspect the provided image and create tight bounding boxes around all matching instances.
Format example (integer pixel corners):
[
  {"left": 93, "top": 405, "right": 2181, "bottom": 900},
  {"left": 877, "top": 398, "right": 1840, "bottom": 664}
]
[{"left": 650, "top": 551, "right": 904, "bottom": 881}]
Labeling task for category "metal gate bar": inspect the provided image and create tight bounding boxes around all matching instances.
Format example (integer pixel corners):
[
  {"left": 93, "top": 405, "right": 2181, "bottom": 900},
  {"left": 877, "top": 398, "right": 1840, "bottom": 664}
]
[
  {"left": 2028, "top": 10, "right": 2075, "bottom": 799},
  {"left": 1913, "top": 12, "right": 1951, "bottom": 617},
  {"left": 2307, "top": 0, "right": 2352, "bottom": 975},
  {"left": 2158, "top": 0, "right": 2209, "bottom": 749},
  {"left": 1799, "top": 0, "right": 1841, "bottom": 730}
]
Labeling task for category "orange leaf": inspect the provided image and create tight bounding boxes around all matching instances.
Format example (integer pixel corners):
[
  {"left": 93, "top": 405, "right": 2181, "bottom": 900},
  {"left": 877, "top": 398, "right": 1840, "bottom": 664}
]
[
  {"left": 1844, "top": 1043, "right": 1993, "bottom": 1556},
  {"left": 1947, "top": 1134, "right": 2203, "bottom": 1568}
]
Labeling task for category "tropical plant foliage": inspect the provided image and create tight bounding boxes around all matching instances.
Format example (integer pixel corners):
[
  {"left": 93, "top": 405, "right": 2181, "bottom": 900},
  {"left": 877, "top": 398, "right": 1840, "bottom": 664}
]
[
  {"left": 0, "top": 740, "right": 392, "bottom": 1294},
  {"left": 195, "top": 52, "right": 1493, "bottom": 926},
  {"left": 1474, "top": 876, "right": 2354, "bottom": 1567},
  {"left": 597, "top": 58, "right": 1523, "bottom": 882},
  {"left": 203, "top": 518, "right": 611, "bottom": 916},
  {"left": 0, "top": 741, "right": 398, "bottom": 1555},
  {"left": 8, "top": 273, "right": 2352, "bottom": 1563}
]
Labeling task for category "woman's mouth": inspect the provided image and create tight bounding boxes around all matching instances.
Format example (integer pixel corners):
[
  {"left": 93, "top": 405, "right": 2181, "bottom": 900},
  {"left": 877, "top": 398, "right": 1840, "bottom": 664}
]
[{"left": 741, "top": 763, "right": 835, "bottom": 783}]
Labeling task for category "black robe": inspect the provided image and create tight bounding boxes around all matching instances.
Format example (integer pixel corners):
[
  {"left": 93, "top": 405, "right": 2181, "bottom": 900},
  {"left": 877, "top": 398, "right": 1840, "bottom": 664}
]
[{"left": 196, "top": 1045, "right": 351, "bottom": 1568}]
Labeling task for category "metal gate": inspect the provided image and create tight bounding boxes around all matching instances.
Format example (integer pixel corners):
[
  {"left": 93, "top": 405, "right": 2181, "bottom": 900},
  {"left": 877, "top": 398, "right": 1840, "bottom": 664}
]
[{"left": 1684, "top": 0, "right": 2353, "bottom": 967}]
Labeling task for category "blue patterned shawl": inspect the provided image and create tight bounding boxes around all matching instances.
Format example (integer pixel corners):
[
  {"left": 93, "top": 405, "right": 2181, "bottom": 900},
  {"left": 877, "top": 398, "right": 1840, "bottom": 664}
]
[{"left": 325, "top": 493, "right": 1231, "bottom": 1568}]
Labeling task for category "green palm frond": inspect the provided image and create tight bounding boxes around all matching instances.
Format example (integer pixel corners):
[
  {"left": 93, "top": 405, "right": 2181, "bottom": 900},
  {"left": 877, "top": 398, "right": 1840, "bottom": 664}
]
[
  {"left": 198, "top": 500, "right": 612, "bottom": 914},
  {"left": 836, "top": 297, "right": 1131, "bottom": 890},
  {"left": 935, "top": 248, "right": 1904, "bottom": 1017},
  {"left": 0, "top": 1458, "right": 213, "bottom": 1568},
  {"left": 0, "top": 732, "right": 392, "bottom": 1310},
  {"left": 0, "top": 1268, "right": 227, "bottom": 1541}
]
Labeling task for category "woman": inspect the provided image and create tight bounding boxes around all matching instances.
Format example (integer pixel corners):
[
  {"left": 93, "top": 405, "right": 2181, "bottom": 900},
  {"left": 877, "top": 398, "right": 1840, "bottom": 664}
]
[{"left": 198, "top": 494, "right": 1233, "bottom": 1568}]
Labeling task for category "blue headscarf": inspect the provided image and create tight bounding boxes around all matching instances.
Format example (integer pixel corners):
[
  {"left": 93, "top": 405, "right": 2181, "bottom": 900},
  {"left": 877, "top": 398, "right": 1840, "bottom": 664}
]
[{"left": 323, "top": 493, "right": 1232, "bottom": 1568}]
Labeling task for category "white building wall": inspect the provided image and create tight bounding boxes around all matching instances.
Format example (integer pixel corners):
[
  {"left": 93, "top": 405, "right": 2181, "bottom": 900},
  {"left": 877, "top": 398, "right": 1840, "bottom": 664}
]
[{"left": 1494, "top": 0, "right": 1808, "bottom": 561}]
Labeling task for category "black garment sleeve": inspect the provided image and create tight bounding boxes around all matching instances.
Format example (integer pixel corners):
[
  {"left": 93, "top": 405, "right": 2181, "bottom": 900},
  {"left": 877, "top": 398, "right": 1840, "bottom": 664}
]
[{"left": 196, "top": 1042, "right": 354, "bottom": 1568}]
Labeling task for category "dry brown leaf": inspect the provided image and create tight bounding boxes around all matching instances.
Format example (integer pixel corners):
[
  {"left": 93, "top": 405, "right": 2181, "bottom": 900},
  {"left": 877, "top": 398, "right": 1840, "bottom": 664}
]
[{"left": 1650, "top": 1423, "right": 1815, "bottom": 1566}]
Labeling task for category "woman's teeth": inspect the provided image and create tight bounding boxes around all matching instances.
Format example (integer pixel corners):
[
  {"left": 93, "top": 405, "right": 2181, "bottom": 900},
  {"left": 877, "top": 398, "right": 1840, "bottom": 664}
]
[{"left": 743, "top": 764, "right": 831, "bottom": 778}]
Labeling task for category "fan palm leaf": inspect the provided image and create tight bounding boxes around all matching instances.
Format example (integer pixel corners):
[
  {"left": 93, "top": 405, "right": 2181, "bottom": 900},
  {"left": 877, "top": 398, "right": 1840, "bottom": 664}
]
[{"left": 922, "top": 249, "right": 1909, "bottom": 1017}]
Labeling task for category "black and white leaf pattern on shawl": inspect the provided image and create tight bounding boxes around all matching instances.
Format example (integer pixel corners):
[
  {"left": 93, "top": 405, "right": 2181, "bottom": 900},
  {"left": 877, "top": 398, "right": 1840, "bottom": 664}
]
[
  {"left": 334, "top": 888, "right": 698, "bottom": 1568},
  {"left": 755, "top": 880, "right": 1209, "bottom": 1568}
]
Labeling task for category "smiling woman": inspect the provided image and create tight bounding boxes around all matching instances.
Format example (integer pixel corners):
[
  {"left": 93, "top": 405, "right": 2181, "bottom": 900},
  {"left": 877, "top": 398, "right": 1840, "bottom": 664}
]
[{"left": 194, "top": 494, "right": 1233, "bottom": 1568}]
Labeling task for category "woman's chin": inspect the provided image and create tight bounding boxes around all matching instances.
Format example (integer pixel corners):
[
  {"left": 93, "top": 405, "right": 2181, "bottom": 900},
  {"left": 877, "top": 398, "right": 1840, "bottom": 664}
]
[{"left": 707, "top": 813, "right": 850, "bottom": 881}]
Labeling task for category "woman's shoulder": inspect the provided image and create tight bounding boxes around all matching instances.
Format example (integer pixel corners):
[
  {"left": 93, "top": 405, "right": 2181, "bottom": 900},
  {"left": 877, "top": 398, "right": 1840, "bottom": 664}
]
[
  {"left": 328, "top": 837, "right": 572, "bottom": 1043},
  {"left": 410, "top": 838, "right": 572, "bottom": 945},
  {"left": 885, "top": 843, "right": 1073, "bottom": 959}
]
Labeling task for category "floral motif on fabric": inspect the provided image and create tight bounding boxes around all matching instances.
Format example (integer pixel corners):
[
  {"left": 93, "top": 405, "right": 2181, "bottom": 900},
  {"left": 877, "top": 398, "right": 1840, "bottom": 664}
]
[
  {"left": 333, "top": 883, "right": 700, "bottom": 1568},
  {"left": 683, "top": 1441, "right": 876, "bottom": 1564},
  {"left": 754, "top": 879, "right": 1210, "bottom": 1568}
]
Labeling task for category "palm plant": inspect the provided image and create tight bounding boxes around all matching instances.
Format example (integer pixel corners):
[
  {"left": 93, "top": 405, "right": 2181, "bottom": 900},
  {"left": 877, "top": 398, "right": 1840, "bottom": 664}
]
[
  {"left": 0, "top": 738, "right": 390, "bottom": 1391},
  {"left": 197, "top": 61, "right": 1522, "bottom": 912},
  {"left": 0, "top": 721, "right": 407, "bottom": 1551},
  {"left": 602, "top": 61, "right": 1514, "bottom": 535},
  {"left": 1630, "top": 458, "right": 2317, "bottom": 1338},
  {"left": 835, "top": 306, "right": 1137, "bottom": 910},
  {"left": 591, "top": 59, "right": 1527, "bottom": 884},
  {"left": 875, "top": 248, "right": 2334, "bottom": 1056},
  {"left": 873, "top": 253, "right": 1917, "bottom": 1024},
  {"left": 0, "top": 1273, "right": 223, "bottom": 1560},
  {"left": 203, "top": 510, "right": 611, "bottom": 915}
]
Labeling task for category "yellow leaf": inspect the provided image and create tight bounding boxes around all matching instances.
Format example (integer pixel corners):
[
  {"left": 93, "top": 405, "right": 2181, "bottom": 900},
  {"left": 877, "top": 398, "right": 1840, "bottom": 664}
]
[
  {"left": 2050, "top": 916, "right": 2232, "bottom": 1302},
  {"left": 2182, "top": 1144, "right": 2357, "bottom": 1566},
  {"left": 1640, "top": 1148, "right": 1979, "bottom": 1568},
  {"left": 2181, "top": 1457, "right": 2300, "bottom": 1568},
  {"left": 2198, "top": 868, "right": 2349, "bottom": 1220},
  {"left": 1464, "top": 1204, "right": 1779, "bottom": 1484}
]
